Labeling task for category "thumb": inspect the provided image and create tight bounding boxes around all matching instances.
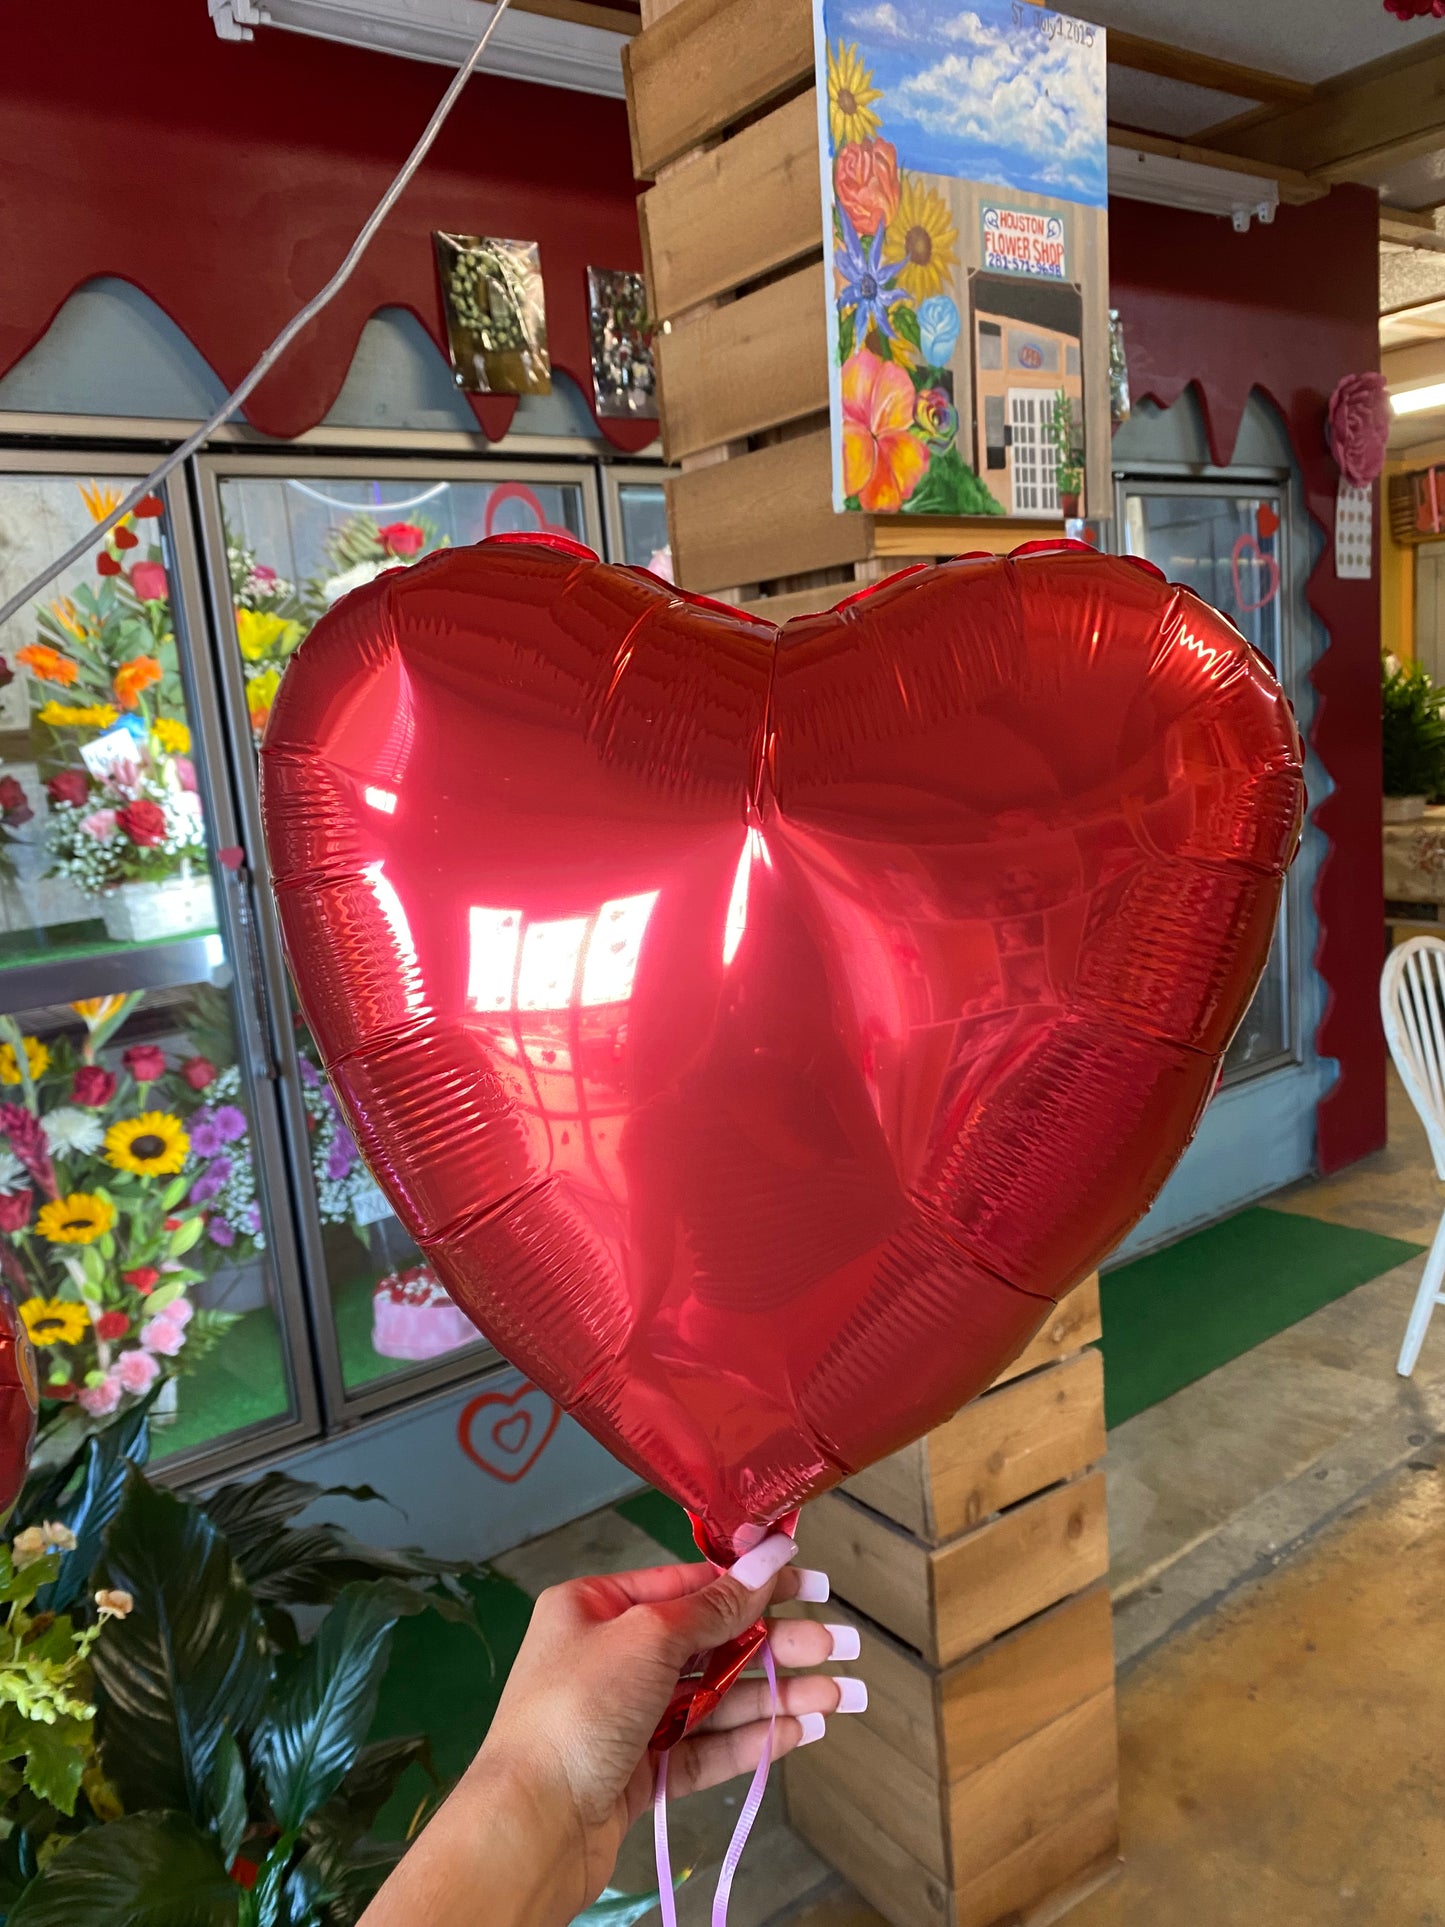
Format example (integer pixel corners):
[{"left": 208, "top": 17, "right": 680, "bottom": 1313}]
[{"left": 649, "top": 1532, "right": 797, "bottom": 1665}]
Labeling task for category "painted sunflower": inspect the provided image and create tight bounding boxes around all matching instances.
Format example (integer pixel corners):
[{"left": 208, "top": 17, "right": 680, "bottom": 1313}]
[
  {"left": 828, "top": 41, "right": 883, "bottom": 149},
  {"left": 104, "top": 1112, "right": 189, "bottom": 1178},
  {"left": 19, "top": 1296, "right": 90, "bottom": 1347},
  {"left": 36, "top": 1192, "right": 115, "bottom": 1245},
  {"left": 0, "top": 1036, "right": 50, "bottom": 1086},
  {"left": 884, "top": 175, "right": 959, "bottom": 303}
]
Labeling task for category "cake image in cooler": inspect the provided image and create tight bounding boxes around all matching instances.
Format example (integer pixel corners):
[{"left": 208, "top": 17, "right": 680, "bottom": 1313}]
[{"left": 371, "top": 1264, "right": 479, "bottom": 1361}]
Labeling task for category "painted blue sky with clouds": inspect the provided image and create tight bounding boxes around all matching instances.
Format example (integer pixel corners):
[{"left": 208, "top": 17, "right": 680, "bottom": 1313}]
[{"left": 827, "top": 0, "right": 1107, "bottom": 208}]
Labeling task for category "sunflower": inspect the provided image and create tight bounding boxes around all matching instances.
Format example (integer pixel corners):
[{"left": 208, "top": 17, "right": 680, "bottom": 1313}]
[
  {"left": 19, "top": 1296, "right": 91, "bottom": 1347},
  {"left": 0, "top": 1036, "right": 50, "bottom": 1086},
  {"left": 104, "top": 1111, "right": 189, "bottom": 1177},
  {"left": 884, "top": 175, "right": 959, "bottom": 303},
  {"left": 112, "top": 656, "right": 163, "bottom": 712},
  {"left": 16, "top": 644, "right": 79, "bottom": 687},
  {"left": 35, "top": 1193, "right": 115, "bottom": 1245},
  {"left": 828, "top": 41, "right": 883, "bottom": 149},
  {"left": 37, "top": 702, "right": 118, "bottom": 730},
  {"left": 151, "top": 717, "right": 191, "bottom": 755}
]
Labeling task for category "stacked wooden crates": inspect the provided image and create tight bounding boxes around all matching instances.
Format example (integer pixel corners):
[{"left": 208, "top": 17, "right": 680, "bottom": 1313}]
[{"left": 624, "top": 0, "right": 1110, "bottom": 621}]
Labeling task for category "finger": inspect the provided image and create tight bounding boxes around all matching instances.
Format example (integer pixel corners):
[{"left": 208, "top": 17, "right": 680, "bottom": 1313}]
[
  {"left": 698, "top": 1671, "right": 867, "bottom": 1732},
  {"left": 646, "top": 1532, "right": 798, "bottom": 1666},
  {"left": 601, "top": 1562, "right": 715, "bottom": 1607},
  {"left": 769, "top": 1565, "right": 830, "bottom": 1606},
  {"left": 764, "top": 1618, "right": 859, "bottom": 1670},
  {"left": 665, "top": 1712, "right": 826, "bottom": 1798}
]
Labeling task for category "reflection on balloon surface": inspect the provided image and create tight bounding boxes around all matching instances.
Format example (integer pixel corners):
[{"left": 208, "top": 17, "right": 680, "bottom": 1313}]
[{"left": 262, "top": 535, "right": 1304, "bottom": 1560}]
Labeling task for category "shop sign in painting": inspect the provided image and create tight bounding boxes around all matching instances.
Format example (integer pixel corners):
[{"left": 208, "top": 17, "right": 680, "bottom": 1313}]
[{"left": 812, "top": 1, "right": 1109, "bottom": 520}]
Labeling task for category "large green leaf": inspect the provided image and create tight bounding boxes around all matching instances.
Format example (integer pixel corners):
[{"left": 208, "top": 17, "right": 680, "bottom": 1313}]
[
  {"left": 256, "top": 1583, "right": 424, "bottom": 1836},
  {"left": 91, "top": 1474, "right": 271, "bottom": 1819},
  {"left": 572, "top": 1889, "right": 666, "bottom": 1926},
  {"left": 36, "top": 1398, "right": 157, "bottom": 1615},
  {"left": 18, "top": 1394, "right": 152, "bottom": 1544},
  {"left": 313, "top": 1734, "right": 435, "bottom": 1843},
  {"left": 21, "top": 1716, "right": 88, "bottom": 1817},
  {"left": 199, "top": 1729, "right": 249, "bottom": 1867},
  {"left": 7, "top": 1810, "right": 237, "bottom": 1926}
]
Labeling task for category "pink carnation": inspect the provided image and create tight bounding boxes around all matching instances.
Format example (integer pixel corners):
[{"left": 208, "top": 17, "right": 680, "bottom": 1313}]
[
  {"left": 1328, "top": 372, "right": 1390, "bottom": 488},
  {"left": 141, "top": 1315, "right": 186, "bottom": 1356},
  {"left": 115, "top": 1349, "right": 160, "bottom": 1394},
  {"left": 78, "top": 1372, "right": 123, "bottom": 1417}
]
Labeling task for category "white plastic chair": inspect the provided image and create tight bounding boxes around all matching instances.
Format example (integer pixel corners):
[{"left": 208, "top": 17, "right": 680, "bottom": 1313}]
[{"left": 1380, "top": 935, "right": 1445, "bottom": 1375}]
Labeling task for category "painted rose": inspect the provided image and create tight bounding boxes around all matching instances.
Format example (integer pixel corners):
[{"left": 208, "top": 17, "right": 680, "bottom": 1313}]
[
  {"left": 915, "top": 386, "right": 959, "bottom": 449},
  {"left": 46, "top": 770, "right": 90, "bottom": 809},
  {"left": 1328, "top": 372, "right": 1390, "bottom": 489},
  {"left": 117, "top": 798, "right": 167, "bottom": 847},
  {"left": 841, "top": 347, "right": 928, "bottom": 513},
  {"left": 833, "top": 137, "right": 901, "bottom": 239},
  {"left": 377, "top": 522, "right": 426, "bottom": 558},
  {"left": 123, "top": 1045, "right": 166, "bottom": 1084},
  {"left": 918, "top": 295, "right": 961, "bottom": 368},
  {"left": 129, "top": 562, "right": 169, "bottom": 603},
  {"left": 72, "top": 1065, "right": 117, "bottom": 1108}
]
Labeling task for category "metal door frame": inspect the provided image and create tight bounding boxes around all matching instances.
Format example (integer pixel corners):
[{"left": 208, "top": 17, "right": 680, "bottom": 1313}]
[
  {"left": 0, "top": 444, "right": 323, "bottom": 1478},
  {"left": 190, "top": 451, "right": 605, "bottom": 1429},
  {"left": 598, "top": 460, "right": 673, "bottom": 566}
]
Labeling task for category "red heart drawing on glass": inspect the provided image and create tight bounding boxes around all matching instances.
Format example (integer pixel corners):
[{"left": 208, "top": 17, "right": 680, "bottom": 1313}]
[
  {"left": 264, "top": 536, "right": 1302, "bottom": 1558},
  {"left": 1256, "top": 504, "right": 1281, "bottom": 540},
  {"left": 1231, "top": 532, "right": 1280, "bottom": 613},
  {"left": 457, "top": 1382, "right": 560, "bottom": 1483}
]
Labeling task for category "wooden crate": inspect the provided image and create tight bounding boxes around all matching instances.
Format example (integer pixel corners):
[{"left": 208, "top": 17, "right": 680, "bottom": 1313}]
[
  {"left": 783, "top": 1277, "right": 1120, "bottom": 1924},
  {"left": 625, "top": 0, "right": 1112, "bottom": 608}
]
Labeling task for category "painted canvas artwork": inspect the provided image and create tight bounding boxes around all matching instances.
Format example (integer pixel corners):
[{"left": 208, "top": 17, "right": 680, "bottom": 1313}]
[{"left": 813, "top": 1, "right": 1109, "bottom": 519}]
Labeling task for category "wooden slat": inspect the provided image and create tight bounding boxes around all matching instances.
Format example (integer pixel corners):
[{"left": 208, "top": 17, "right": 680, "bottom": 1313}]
[
  {"left": 948, "top": 1686, "right": 1117, "bottom": 1887},
  {"left": 656, "top": 262, "right": 827, "bottom": 460},
  {"left": 813, "top": 1704, "right": 949, "bottom": 1878},
  {"left": 785, "top": 1752, "right": 953, "bottom": 1927},
  {"left": 668, "top": 428, "right": 870, "bottom": 590},
  {"left": 796, "top": 1491, "right": 933, "bottom": 1655},
  {"left": 870, "top": 516, "right": 1067, "bottom": 557},
  {"left": 734, "top": 582, "right": 857, "bottom": 624},
  {"left": 623, "top": 0, "right": 813, "bottom": 177},
  {"left": 994, "top": 1273, "right": 1102, "bottom": 1386},
  {"left": 927, "top": 1348, "right": 1105, "bottom": 1540},
  {"left": 844, "top": 1438, "right": 931, "bottom": 1540},
  {"left": 1209, "top": 39, "right": 1445, "bottom": 180},
  {"left": 640, "top": 89, "right": 821, "bottom": 318},
  {"left": 517, "top": 0, "right": 641, "bottom": 33},
  {"left": 1104, "top": 29, "right": 1311, "bottom": 110},
  {"left": 952, "top": 1791, "right": 1119, "bottom": 1927},
  {"left": 941, "top": 1584, "right": 1115, "bottom": 1783}
]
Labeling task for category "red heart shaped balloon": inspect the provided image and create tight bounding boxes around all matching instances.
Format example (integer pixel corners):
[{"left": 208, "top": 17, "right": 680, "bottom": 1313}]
[{"left": 262, "top": 536, "right": 1302, "bottom": 1560}]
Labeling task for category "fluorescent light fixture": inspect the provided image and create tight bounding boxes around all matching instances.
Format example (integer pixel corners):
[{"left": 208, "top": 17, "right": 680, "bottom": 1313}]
[
  {"left": 1391, "top": 381, "right": 1445, "bottom": 416},
  {"left": 1107, "top": 144, "right": 1280, "bottom": 233},
  {"left": 209, "top": 0, "right": 628, "bottom": 98}
]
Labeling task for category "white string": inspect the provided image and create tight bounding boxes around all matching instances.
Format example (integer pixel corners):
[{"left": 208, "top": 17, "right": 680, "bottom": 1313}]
[{"left": 0, "top": 0, "right": 515, "bottom": 632}]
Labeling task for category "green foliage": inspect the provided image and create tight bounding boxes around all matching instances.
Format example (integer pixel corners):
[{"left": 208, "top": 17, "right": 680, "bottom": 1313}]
[
  {"left": 893, "top": 304, "right": 920, "bottom": 351},
  {"left": 572, "top": 1889, "right": 667, "bottom": 1925},
  {"left": 7, "top": 1810, "right": 237, "bottom": 1926},
  {"left": 906, "top": 447, "right": 1006, "bottom": 517},
  {"left": 1382, "top": 654, "right": 1445, "bottom": 798}
]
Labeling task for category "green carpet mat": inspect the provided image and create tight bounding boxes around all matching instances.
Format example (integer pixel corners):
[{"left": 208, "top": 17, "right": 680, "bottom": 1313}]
[
  {"left": 615, "top": 1487, "right": 699, "bottom": 1562},
  {"left": 1098, "top": 1205, "right": 1424, "bottom": 1429}
]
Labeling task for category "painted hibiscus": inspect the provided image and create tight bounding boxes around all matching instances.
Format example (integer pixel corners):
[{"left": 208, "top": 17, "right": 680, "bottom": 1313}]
[
  {"left": 834, "top": 137, "right": 901, "bottom": 238},
  {"left": 841, "top": 348, "right": 928, "bottom": 513}
]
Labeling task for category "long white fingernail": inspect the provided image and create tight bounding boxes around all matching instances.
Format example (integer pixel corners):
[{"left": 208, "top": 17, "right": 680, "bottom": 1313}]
[
  {"left": 797, "top": 1711, "right": 826, "bottom": 1746},
  {"left": 834, "top": 1677, "right": 868, "bottom": 1714},
  {"left": 729, "top": 1533, "right": 797, "bottom": 1590},
  {"left": 794, "top": 1568, "right": 830, "bottom": 1603},
  {"left": 826, "top": 1623, "right": 860, "bottom": 1662}
]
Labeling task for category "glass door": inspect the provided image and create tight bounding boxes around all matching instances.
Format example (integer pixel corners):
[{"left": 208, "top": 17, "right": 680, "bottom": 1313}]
[
  {"left": 194, "top": 455, "right": 603, "bottom": 1423},
  {"left": 1115, "top": 477, "right": 1297, "bottom": 1084},
  {"left": 0, "top": 452, "right": 318, "bottom": 1475},
  {"left": 601, "top": 465, "right": 673, "bottom": 575}
]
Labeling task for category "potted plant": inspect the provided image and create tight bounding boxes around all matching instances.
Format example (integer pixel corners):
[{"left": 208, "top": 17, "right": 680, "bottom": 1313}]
[
  {"left": 1049, "top": 390, "right": 1083, "bottom": 518},
  {"left": 1382, "top": 653, "right": 1445, "bottom": 821}
]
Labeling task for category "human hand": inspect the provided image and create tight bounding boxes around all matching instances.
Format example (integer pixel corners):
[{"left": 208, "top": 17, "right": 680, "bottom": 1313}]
[{"left": 359, "top": 1532, "right": 867, "bottom": 1927}]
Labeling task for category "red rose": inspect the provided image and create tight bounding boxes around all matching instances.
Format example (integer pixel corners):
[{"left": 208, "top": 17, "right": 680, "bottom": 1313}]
[
  {"left": 129, "top": 561, "right": 169, "bottom": 603},
  {"left": 94, "top": 1311, "right": 130, "bottom": 1341},
  {"left": 377, "top": 522, "right": 425, "bottom": 558},
  {"left": 123, "top": 1266, "right": 159, "bottom": 1293},
  {"left": 834, "top": 138, "right": 901, "bottom": 238},
  {"left": 72, "top": 1065, "right": 116, "bottom": 1108},
  {"left": 46, "top": 770, "right": 90, "bottom": 809},
  {"left": 0, "top": 777, "right": 31, "bottom": 825},
  {"left": 117, "top": 799, "right": 167, "bottom": 848},
  {"left": 124, "top": 1044, "right": 166, "bottom": 1083},
  {"left": 0, "top": 1191, "right": 31, "bottom": 1232},
  {"left": 180, "top": 1056, "right": 216, "bottom": 1091}
]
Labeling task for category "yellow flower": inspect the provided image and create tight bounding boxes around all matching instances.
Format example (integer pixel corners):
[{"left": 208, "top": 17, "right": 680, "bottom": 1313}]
[
  {"left": 0, "top": 1036, "right": 49, "bottom": 1085},
  {"left": 151, "top": 716, "right": 191, "bottom": 755},
  {"left": 48, "top": 597, "right": 89, "bottom": 641},
  {"left": 71, "top": 996, "right": 126, "bottom": 1027},
  {"left": 235, "top": 608, "right": 301, "bottom": 663},
  {"left": 246, "top": 668, "right": 281, "bottom": 726},
  {"left": 884, "top": 175, "right": 959, "bottom": 303},
  {"left": 37, "top": 701, "right": 119, "bottom": 729},
  {"left": 79, "top": 481, "right": 124, "bottom": 525},
  {"left": 828, "top": 41, "right": 883, "bottom": 148},
  {"left": 35, "top": 1194, "right": 114, "bottom": 1246},
  {"left": 19, "top": 1295, "right": 92, "bottom": 1344},
  {"left": 104, "top": 1111, "right": 189, "bottom": 1177}
]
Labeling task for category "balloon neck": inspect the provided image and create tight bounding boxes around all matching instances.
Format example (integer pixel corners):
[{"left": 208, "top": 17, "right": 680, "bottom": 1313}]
[{"left": 688, "top": 1507, "right": 802, "bottom": 1569}]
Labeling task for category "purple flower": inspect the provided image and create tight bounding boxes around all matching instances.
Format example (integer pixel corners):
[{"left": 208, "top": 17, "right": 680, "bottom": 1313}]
[
  {"left": 298, "top": 1058, "right": 320, "bottom": 1089},
  {"left": 326, "top": 1126, "right": 357, "bottom": 1183},
  {"left": 189, "top": 1111, "right": 224, "bottom": 1159},
  {"left": 207, "top": 1216, "right": 235, "bottom": 1247},
  {"left": 212, "top": 1105, "right": 248, "bottom": 1145},
  {"left": 189, "top": 1170, "right": 224, "bottom": 1204}
]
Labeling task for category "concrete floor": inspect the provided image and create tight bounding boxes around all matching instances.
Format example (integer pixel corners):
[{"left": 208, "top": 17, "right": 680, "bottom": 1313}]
[{"left": 496, "top": 1070, "right": 1445, "bottom": 1927}]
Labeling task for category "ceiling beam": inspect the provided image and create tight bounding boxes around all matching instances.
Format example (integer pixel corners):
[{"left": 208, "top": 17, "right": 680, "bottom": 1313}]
[
  {"left": 1206, "top": 38, "right": 1445, "bottom": 180},
  {"left": 1104, "top": 32, "right": 1313, "bottom": 110},
  {"left": 1383, "top": 206, "right": 1445, "bottom": 251}
]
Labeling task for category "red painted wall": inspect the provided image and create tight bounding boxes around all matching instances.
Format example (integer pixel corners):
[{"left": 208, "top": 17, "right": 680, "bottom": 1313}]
[
  {"left": 0, "top": 2, "right": 654, "bottom": 450},
  {"left": 1110, "top": 186, "right": 1384, "bottom": 1172}
]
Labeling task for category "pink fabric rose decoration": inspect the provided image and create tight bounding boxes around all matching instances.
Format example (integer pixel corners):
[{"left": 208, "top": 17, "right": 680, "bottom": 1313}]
[
  {"left": 116, "top": 1349, "right": 160, "bottom": 1394},
  {"left": 79, "top": 1372, "right": 123, "bottom": 1417},
  {"left": 1328, "top": 373, "right": 1390, "bottom": 488}
]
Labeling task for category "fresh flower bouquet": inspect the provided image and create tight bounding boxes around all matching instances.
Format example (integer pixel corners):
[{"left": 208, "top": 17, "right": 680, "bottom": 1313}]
[
  {"left": 44, "top": 746, "right": 205, "bottom": 897},
  {"left": 228, "top": 537, "right": 307, "bottom": 740},
  {"left": 0, "top": 997, "right": 259, "bottom": 1425},
  {"left": 311, "top": 514, "right": 442, "bottom": 614}
]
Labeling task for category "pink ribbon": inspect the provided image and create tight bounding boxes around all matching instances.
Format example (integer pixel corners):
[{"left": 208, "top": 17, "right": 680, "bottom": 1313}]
[{"left": 654, "top": 1640, "right": 779, "bottom": 1927}]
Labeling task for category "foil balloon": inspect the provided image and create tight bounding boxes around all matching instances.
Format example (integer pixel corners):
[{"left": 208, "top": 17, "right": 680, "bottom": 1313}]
[
  {"left": 0, "top": 1286, "right": 38, "bottom": 1524},
  {"left": 262, "top": 535, "right": 1303, "bottom": 1565}
]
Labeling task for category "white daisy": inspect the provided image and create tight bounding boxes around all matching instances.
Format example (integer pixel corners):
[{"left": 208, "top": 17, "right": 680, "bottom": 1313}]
[
  {"left": 41, "top": 1107, "right": 105, "bottom": 1158},
  {"left": 0, "top": 1149, "right": 23, "bottom": 1193}
]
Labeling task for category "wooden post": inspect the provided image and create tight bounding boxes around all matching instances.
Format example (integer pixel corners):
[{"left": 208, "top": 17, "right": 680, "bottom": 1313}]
[{"left": 623, "top": 6, "right": 1122, "bottom": 1916}]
